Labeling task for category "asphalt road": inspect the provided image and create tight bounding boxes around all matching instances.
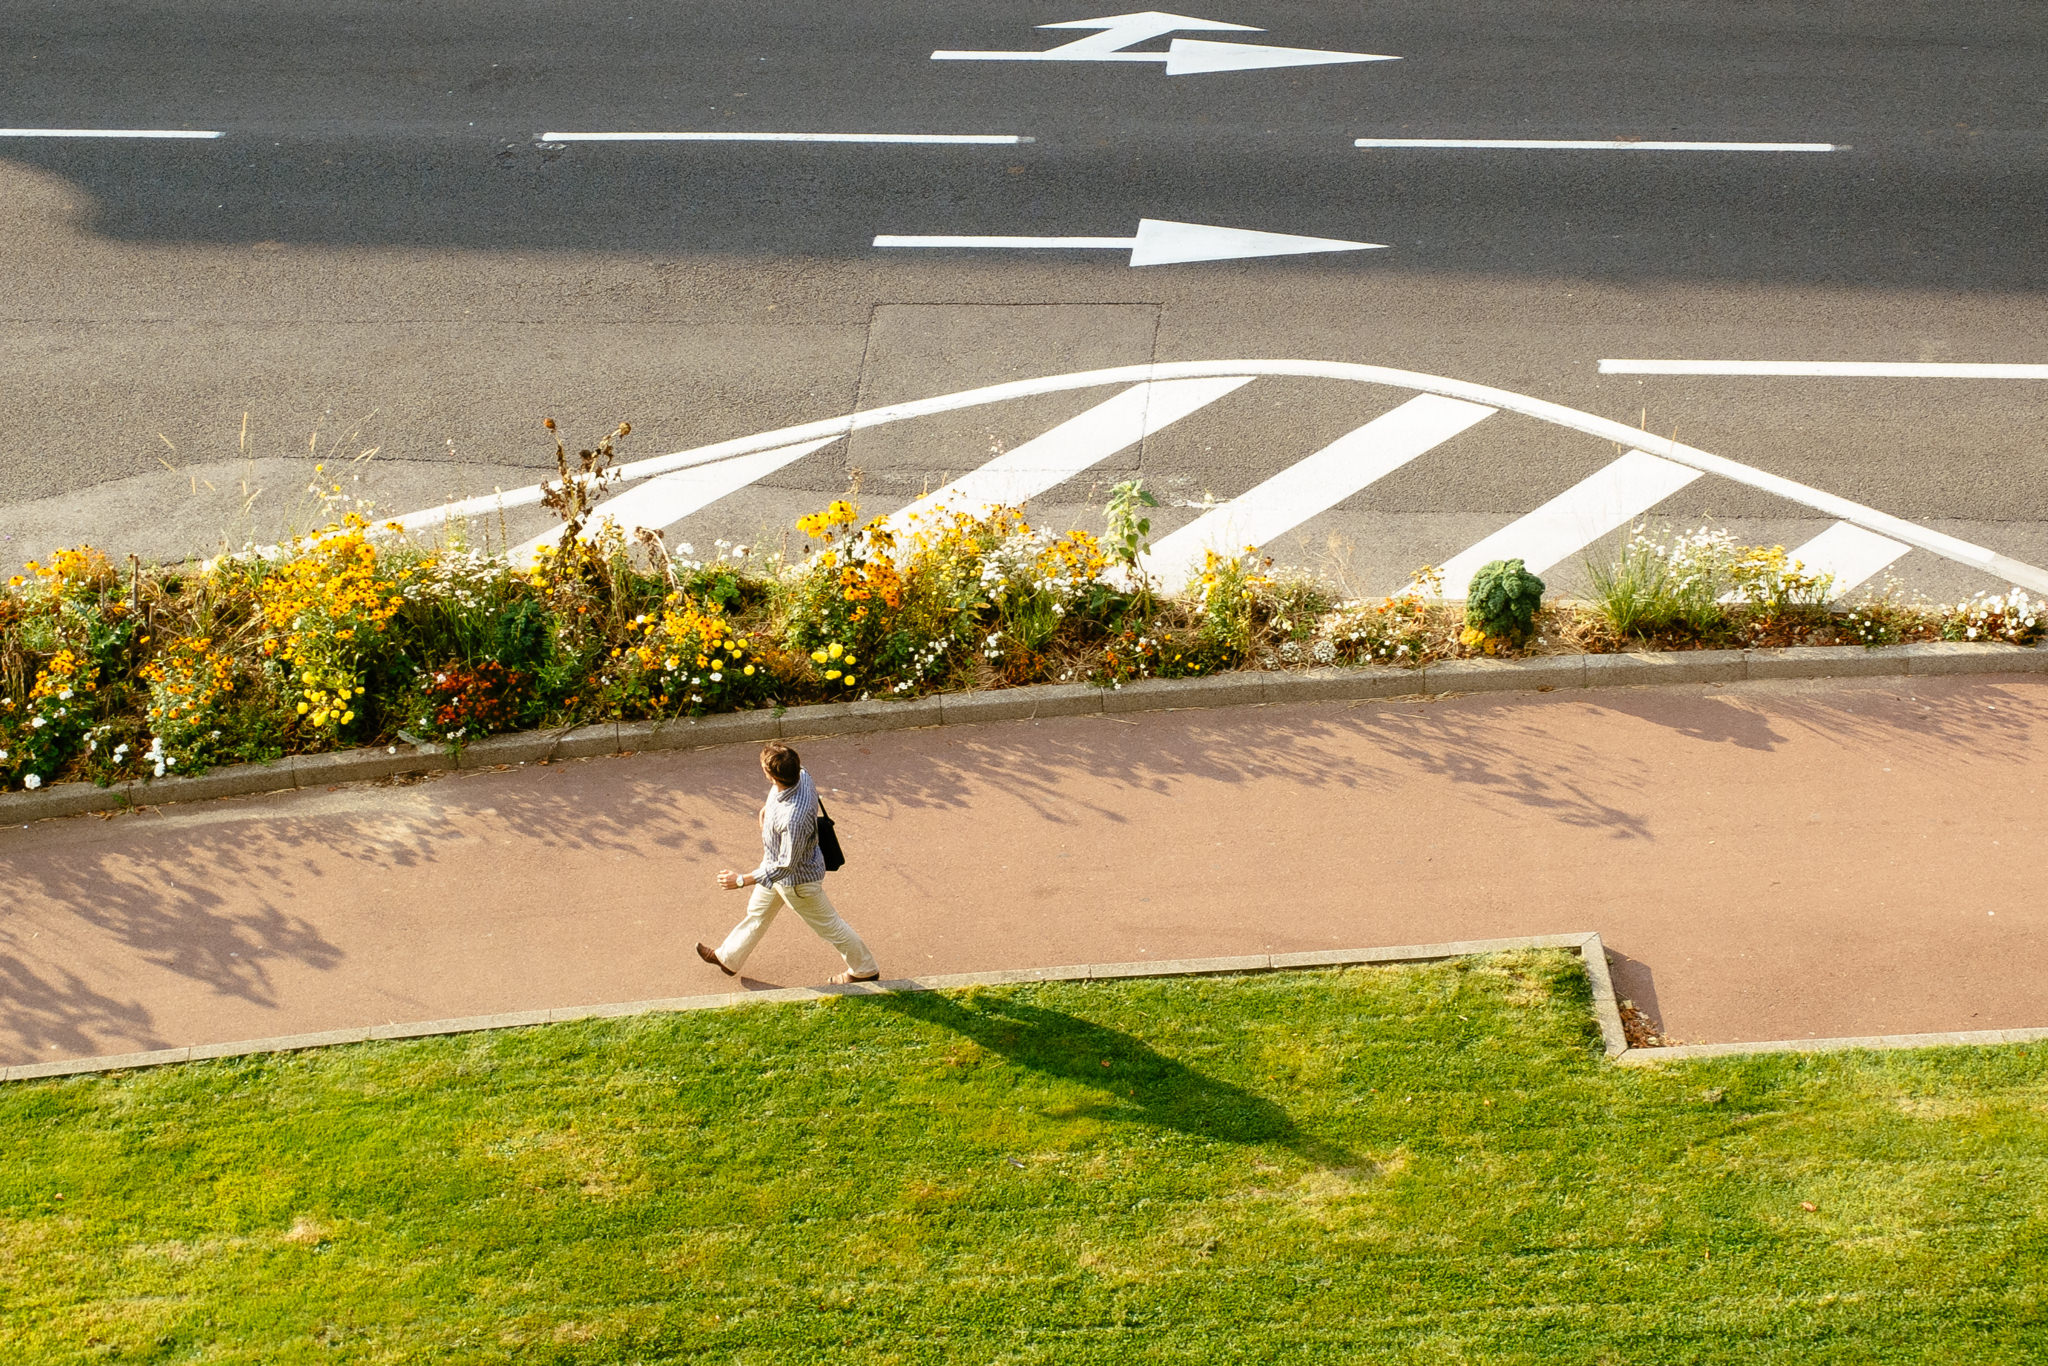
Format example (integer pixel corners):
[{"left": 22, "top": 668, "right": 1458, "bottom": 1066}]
[{"left": 2, "top": 1, "right": 2044, "bottom": 596}]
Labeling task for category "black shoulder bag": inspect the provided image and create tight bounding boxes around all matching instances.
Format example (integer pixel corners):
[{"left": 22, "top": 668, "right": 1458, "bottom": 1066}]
[{"left": 815, "top": 800, "right": 847, "bottom": 872}]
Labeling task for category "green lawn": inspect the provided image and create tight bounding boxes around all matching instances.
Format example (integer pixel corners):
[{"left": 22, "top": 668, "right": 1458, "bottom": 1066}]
[{"left": 3, "top": 951, "right": 2044, "bottom": 1364}]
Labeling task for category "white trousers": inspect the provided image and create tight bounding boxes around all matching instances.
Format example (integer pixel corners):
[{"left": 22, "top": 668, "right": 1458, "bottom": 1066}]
[{"left": 717, "top": 880, "right": 878, "bottom": 977}]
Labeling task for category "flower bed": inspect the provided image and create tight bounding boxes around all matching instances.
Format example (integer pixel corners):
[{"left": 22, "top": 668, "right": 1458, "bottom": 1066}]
[{"left": 2, "top": 470, "right": 2042, "bottom": 794}]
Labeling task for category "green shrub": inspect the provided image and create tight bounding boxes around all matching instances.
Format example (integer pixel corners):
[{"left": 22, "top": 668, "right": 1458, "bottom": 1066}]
[{"left": 1464, "top": 559, "right": 1545, "bottom": 641}]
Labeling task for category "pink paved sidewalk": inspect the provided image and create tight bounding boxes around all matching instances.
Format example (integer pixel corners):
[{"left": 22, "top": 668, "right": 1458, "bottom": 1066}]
[{"left": 2, "top": 673, "right": 2044, "bottom": 1067}]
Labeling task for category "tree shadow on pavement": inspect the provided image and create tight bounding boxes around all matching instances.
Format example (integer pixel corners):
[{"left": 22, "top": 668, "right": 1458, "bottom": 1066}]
[
  {"left": 0, "top": 951, "right": 167, "bottom": 1062},
  {"left": 869, "top": 988, "right": 1359, "bottom": 1171}
]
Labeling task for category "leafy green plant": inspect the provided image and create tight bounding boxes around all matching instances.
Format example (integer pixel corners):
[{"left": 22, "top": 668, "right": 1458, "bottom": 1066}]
[
  {"left": 1464, "top": 558, "right": 1545, "bottom": 643},
  {"left": 1104, "top": 478, "right": 1158, "bottom": 585}
]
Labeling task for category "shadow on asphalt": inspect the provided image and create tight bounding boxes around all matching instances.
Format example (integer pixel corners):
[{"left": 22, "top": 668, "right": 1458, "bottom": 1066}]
[{"left": 867, "top": 987, "right": 1360, "bottom": 1170}]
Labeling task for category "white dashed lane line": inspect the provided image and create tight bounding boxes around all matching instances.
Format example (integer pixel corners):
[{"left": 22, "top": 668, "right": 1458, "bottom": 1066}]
[
  {"left": 0, "top": 128, "right": 222, "bottom": 139},
  {"left": 1355, "top": 138, "right": 1835, "bottom": 152},
  {"left": 1601, "top": 360, "right": 2048, "bottom": 378},
  {"left": 541, "top": 131, "right": 1030, "bottom": 145}
]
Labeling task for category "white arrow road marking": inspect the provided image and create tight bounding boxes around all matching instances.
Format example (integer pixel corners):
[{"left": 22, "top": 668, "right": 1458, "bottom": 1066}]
[
  {"left": 933, "top": 10, "right": 1396, "bottom": 74},
  {"left": 508, "top": 437, "right": 840, "bottom": 565},
  {"left": 1164, "top": 39, "right": 1395, "bottom": 74},
  {"left": 875, "top": 219, "right": 1386, "bottom": 266},
  {"left": 541, "top": 131, "right": 1028, "bottom": 145},
  {"left": 1601, "top": 359, "right": 2048, "bottom": 378},
  {"left": 0, "top": 128, "right": 223, "bottom": 139},
  {"left": 1427, "top": 451, "right": 1703, "bottom": 597},
  {"left": 1356, "top": 138, "right": 1834, "bottom": 152},
  {"left": 1142, "top": 394, "right": 1496, "bottom": 592},
  {"left": 883, "top": 378, "right": 1252, "bottom": 536},
  {"left": 1782, "top": 523, "right": 1912, "bottom": 599},
  {"left": 382, "top": 361, "right": 2048, "bottom": 596}
]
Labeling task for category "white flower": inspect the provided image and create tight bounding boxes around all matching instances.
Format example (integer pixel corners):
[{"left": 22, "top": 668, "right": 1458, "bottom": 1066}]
[
  {"left": 31, "top": 716, "right": 45, "bottom": 729},
  {"left": 23, "top": 774, "right": 41, "bottom": 790}
]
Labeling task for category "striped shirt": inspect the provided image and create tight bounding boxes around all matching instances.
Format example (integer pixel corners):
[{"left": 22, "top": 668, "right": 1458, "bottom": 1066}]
[{"left": 752, "top": 769, "right": 827, "bottom": 887}]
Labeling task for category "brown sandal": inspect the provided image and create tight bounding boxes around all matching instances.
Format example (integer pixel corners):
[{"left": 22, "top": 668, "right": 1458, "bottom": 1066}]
[{"left": 696, "top": 943, "right": 735, "bottom": 977}]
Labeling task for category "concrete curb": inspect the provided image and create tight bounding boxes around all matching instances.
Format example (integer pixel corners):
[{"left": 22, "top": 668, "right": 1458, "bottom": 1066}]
[
  {"left": 1, "top": 932, "right": 1623, "bottom": 1083},
  {"left": 1616, "top": 1025, "right": 2048, "bottom": 1065},
  {"left": 5, "top": 640, "right": 2044, "bottom": 826}
]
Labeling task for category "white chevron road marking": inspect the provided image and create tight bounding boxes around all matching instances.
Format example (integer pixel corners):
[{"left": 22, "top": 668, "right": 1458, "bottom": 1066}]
[
  {"left": 881, "top": 378, "right": 1253, "bottom": 535},
  {"left": 509, "top": 437, "right": 840, "bottom": 564},
  {"left": 384, "top": 361, "right": 2048, "bottom": 597},
  {"left": 1784, "top": 522, "right": 1913, "bottom": 599},
  {"left": 1142, "top": 394, "right": 1495, "bottom": 592},
  {"left": 1428, "top": 451, "right": 1703, "bottom": 597}
]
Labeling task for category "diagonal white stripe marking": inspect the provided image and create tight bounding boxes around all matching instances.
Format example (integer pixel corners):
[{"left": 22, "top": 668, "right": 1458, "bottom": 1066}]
[
  {"left": 1142, "top": 394, "right": 1496, "bottom": 593},
  {"left": 1429, "top": 450, "right": 1703, "bottom": 597},
  {"left": 510, "top": 438, "right": 838, "bottom": 564},
  {"left": 1784, "top": 522, "right": 1912, "bottom": 599},
  {"left": 882, "top": 378, "right": 1253, "bottom": 534},
  {"left": 379, "top": 360, "right": 2048, "bottom": 596}
]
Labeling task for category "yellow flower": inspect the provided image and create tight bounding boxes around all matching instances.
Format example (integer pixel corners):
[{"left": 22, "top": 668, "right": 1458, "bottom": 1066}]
[
  {"left": 312, "top": 710, "right": 329, "bottom": 725},
  {"left": 844, "top": 676, "right": 856, "bottom": 687},
  {"left": 811, "top": 650, "right": 828, "bottom": 664},
  {"left": 296, "top": 702, "right": 310, "bottom": 715},
  {"left": 341, "top": 710, "right": 354, "bottom": 724},
  {"left": 827, "top": 643, "right": 844, "bottom": 660},
  {"left": 743, "top": 665, "right": 755, "bottom": 676},
  {"left": 825, "top": 669, "right": 841, "bottom": 680}
]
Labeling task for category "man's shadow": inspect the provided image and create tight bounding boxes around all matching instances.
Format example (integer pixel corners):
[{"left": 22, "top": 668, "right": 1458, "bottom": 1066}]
[{"left": 870, "top": 988, "right": 1360, "bottom": 1171}]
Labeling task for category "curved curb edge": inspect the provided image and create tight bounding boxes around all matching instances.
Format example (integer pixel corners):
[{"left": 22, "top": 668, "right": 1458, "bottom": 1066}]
[{"left": 4, "top": 640, "right": 2044, "bottom": 827}]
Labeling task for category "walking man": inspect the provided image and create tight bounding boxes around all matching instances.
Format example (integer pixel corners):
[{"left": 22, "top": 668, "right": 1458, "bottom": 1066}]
[{"left": 698, "top": 742, "right": 881, "bottom": 984}]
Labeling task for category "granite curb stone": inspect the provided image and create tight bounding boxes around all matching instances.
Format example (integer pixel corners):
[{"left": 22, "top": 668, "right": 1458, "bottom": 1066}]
[
  {"left": 939, "top": 683, "right": 1103, "bottom": 726},
  {"left": 7, "top": 642, "right": 2046, "bottom": 825},
  {"left": 1424, "top": 656, "right": 1588, "bottom": 693},
  {"left": 1743, "top": 645, "right": 1913, "bottom": 680},
  {"left": 1280, "top": 667, "right": 1433, "bottom": 703},
  {"left": 294, "top": 745, "right": 453, "bottom": 787},
  {"left": 1619, "top": 1023, "right": 2048, "bottom": 1065},
  {"left": 1905, "top": 641, "right": 2040, "bottom": 675},
  {"left": 1088, "top": 953, "right": 1274, "bottom": 979},
  {"left": 1584, "top": 649, "right": 1748, "bottom": 687},
  {"left": 186, "top": 1029, "right": 372, "bottom": 1059},
  {"left": 1102, "top": 672, "right": 1269, "bottom": 713}
]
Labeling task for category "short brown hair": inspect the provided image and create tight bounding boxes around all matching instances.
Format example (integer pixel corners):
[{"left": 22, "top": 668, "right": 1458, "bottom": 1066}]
[{"left": 760, "top": 742, "right": 800, "bottom": 785}]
